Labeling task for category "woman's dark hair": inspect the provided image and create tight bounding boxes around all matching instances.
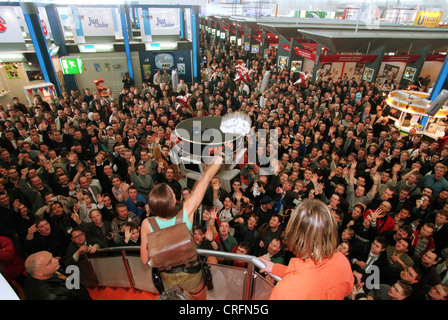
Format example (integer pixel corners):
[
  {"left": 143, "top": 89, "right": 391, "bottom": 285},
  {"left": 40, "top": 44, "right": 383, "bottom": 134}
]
[{"left": 148, "top": 183, "right": 182, "bottom": 219}]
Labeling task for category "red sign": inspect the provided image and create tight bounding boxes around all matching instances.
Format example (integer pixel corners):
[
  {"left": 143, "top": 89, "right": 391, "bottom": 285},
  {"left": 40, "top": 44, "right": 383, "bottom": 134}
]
[
  {"left": 0, "top": 16, "right": 6, "bottom": 33},
  {"left": 320, "top": 54, "right": 378, "bottom": 63},
  {"left": 426, "top": 54, "right": 446, "bottom": 62},
  {"left": 294, "top": 47, "right": 316, "bottom": 60},
  {"left": 281, "top": 44, "right": 290, "bottom": 52},
  {"left": 41, "top": 19, "right": 48, "bottom": 36},
  {"left": 382, "top": 55, "right": 420, "bottom": 62},
  {"left": 252, "top": 35, "right": 262, "bottom": 43}
]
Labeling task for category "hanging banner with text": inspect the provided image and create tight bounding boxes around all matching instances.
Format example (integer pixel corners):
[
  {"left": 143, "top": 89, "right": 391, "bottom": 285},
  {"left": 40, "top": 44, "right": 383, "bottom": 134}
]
[
  {"left": 320, "top": 54, "right": 378, "bottom": 63},
  {"left": 382, "top": 55, "right": 421, "bottom": 62},
  {"left": 414, "top": 11, "right": 444, "bottom": 28},
  {"left": 281, "top": 44, "right": 290, "bottom": 52},
  {"left": 0, "top": 6, "right": 26, "bottom": 51},
  {"left": 426, "top": 54, "right": 447, "bottom": 62},
  {"left": 77, "top": 7, "right": 118, "bottom": 37},
  {"left": 148, "top": 9, "right": 180, "bottom": 36},
  {"left": 294, "top": 47, "right": 316, "bottom": 61},
  {"left": 253, "top": 35, "right": 262, "bottom": 43}
]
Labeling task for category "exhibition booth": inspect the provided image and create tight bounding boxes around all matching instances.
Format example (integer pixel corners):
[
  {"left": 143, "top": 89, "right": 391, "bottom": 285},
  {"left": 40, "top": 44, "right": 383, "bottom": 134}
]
[{"left": 386, "top": 90, "right": 448, "bottom": 140}]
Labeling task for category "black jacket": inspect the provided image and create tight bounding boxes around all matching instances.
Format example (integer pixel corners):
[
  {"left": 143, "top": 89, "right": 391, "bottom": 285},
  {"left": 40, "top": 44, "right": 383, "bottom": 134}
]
[
  {"left": 24, "top": 272, "right": 91, "bottom": 300},
  {"left": 230, "top": 221, "right": 261, "bottom": 254}
]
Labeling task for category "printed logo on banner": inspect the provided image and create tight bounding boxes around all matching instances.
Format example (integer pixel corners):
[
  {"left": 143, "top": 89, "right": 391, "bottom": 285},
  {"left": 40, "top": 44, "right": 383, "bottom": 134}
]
[
  {"left": 155, "top": 17, "right": 175, "bottom": 28},
  {"left": 149, "top": 15, "right": 176, "bottom": 28},
  {"left": 0, "top": 16, "right": 6, "bottom": 33},
  {"left": 87, "top": 17, "right": 109, "bottom": 29},
  {"left": 41, "top": 19, "right": 48, "bottom": 36},
  {"left": 148, "top": 9, "right": 180, "bottom": 35},
  {"left": 77, "top": 8, "right": 116, "bottom": 36}
]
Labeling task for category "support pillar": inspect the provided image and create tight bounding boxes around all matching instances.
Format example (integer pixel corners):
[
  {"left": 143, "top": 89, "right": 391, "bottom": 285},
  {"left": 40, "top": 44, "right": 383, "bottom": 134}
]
[{"left": 21, "top": 2, "right": 61, "bottom": 96}]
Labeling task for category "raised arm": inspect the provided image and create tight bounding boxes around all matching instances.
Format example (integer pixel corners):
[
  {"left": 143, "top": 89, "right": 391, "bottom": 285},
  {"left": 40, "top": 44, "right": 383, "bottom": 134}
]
[
  {"left": 183, "top": 156, "right": 223, "bottom": 223},
  {"left": 349, "top": 161, "right": 357, "bottom": 186}
]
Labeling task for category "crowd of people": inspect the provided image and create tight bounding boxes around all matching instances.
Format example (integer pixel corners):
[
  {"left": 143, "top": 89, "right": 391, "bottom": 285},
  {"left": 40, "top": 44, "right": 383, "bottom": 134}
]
[{"left": 0, "top": 29, "right": 447, "bottom": 300}]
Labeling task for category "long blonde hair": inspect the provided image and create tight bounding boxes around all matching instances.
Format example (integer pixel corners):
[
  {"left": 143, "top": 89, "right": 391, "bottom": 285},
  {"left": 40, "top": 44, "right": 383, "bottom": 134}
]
[{"left": 285, "top": 198, "right": 338, "bottom": 262}]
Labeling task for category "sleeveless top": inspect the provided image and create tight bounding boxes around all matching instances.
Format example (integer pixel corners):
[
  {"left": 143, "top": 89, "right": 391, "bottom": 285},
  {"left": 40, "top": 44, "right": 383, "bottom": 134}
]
[{"left": 147, "top": 208, "right": 192, "bottom": 232}]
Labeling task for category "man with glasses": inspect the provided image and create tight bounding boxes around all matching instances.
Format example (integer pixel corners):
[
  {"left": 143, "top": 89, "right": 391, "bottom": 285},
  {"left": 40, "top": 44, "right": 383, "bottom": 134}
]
[{"left": 63, "top": 227, "right": 99, "bottom": 268}]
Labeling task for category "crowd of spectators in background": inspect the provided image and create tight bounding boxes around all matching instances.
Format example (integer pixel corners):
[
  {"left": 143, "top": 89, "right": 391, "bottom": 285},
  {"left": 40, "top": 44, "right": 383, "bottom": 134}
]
[{"left": 0, "top": 29, "right": 447, "bottom": 300}]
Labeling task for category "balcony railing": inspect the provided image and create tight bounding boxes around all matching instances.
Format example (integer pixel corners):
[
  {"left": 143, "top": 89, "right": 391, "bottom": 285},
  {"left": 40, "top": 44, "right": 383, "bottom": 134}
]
[{"left": 77, "top": 247, "right": 281, "bottom": 300}]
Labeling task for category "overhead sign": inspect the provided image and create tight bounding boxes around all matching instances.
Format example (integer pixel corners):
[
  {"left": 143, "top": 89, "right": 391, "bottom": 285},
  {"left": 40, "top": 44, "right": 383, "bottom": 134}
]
[
  {"left": 77, "top": 8, "right": 117, "bottom": 37},
  {"left": 60, "top": 56, "right": 84, "bottom": 75},
  {"left": 320, "top": 54, "right": 377, "bottom": 63},
  {"left": 294, "top": 47, "right": 316, "bottom": 61},
  {"left": 281, "top": 44, "right": 290, "bottom": 52},
  {"left": 414, "top": 11, "right": 443, "bottom": 28},
  {"left": 0, "top": 7, "right": 26, "bottom": 46},
  {"left": 148, "top": 9, "right": 180, "bottom": 36},
  {"left": 426, "top": 54, "right": 447, "bottom": 62},
  {"left": 382, "top": 55, "right": 421, "bottom": 62},
  {"left": 38, "top": 7, "right": 52, "bottom": 40}
]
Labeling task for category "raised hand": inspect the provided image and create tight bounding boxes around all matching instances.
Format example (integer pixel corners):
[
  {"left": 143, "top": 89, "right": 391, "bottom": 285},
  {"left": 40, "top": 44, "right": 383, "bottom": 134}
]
[
  {"left": 27, "top": 224, "right": 38, "bottom": 237},
  {"left": 210, "top": 206, "right": 218, "bottom": 221},
  {"left": 204, "top": 226, "right": 214, "bottom": 242},
  {"left": 71, "top": 211, "right": 81, "bottom": 225}
]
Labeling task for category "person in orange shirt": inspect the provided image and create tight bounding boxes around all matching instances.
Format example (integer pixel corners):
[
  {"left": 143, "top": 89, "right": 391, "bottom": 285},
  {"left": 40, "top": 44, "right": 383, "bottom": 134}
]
[{"left": 260, "top": 198, "right": 354, "bottom": 300}]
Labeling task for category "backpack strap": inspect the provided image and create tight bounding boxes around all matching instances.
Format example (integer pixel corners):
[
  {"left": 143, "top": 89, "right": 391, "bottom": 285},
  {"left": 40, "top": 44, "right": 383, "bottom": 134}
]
[
  {"left": 148, "top": 217, "right": 161, "bottom": 232},
  {"left": 175, "top": 208, "right": 184, "bottom": 225}
]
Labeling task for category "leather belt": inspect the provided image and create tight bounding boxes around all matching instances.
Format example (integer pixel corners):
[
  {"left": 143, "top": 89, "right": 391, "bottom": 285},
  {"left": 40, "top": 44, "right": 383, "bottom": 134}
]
[{"left": 160, "top": 260, "right": 201, "bottom": 274}]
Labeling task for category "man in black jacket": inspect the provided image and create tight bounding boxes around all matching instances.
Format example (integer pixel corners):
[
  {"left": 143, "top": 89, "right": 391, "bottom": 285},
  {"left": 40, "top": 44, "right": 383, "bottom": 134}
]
[
  {"left": 352, "top": 236, "right": 389, "bottom": 286},
  {"left": 63, "top": 227, "right": 99, "bottom": 268},
  {"left": 230, "top": 214, "right": 261, "bottom": 254},
  {"left": 24, "top": 250, "right": 91, "bottom": 300}
]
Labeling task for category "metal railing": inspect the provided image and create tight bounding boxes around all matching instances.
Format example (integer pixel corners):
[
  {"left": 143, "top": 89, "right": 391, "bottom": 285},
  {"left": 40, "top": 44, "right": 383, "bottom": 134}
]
[{"left": 78, "top": 247, "right": 281, "bottom": 300}]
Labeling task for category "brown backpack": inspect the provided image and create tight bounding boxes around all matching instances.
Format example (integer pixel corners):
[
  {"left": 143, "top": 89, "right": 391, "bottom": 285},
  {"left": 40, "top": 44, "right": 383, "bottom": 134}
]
[{"left": 146, "top": 210, "right": 198, "bottom": 270}]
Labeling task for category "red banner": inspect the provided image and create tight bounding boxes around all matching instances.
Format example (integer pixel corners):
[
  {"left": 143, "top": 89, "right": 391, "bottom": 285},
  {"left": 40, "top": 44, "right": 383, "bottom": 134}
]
[
  {"left": 281, "top": 44, "right": 290, "bottom": 52},
  {"left": 382, "top": 55, "right": 420, "bottom": 62},
  {"left": 294, "top": 47, "right": 316, "bottom": 60},
  {"left": 320, "top": 54, "right": 378, "bottom": 63},
  {"left": 426, "top": 54, "right": 446, "bottom": 62},
  {"left": 252, "top": 35, "right": 262, "bottom": 43}
]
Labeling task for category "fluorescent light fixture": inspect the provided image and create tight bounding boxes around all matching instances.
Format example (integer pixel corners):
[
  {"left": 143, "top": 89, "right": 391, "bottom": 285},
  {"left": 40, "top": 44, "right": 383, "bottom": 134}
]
[
  {"left": 78, "top": 43, "right": 114, "bottom": 53},
  {"left": 145, "top": 43, "right": 161, "bottom": 51},
  {"left": 145, "top": 42, "right": 178, "bottom": 51},
  {"left": 160, "top": 43, "right": 178, "bottom": 50},
  {"left": 0, "top": 53, "right": 26, "bottom": 63},
  {"left": 78, "top": 44, "right": 96, "bottom": 53}
]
